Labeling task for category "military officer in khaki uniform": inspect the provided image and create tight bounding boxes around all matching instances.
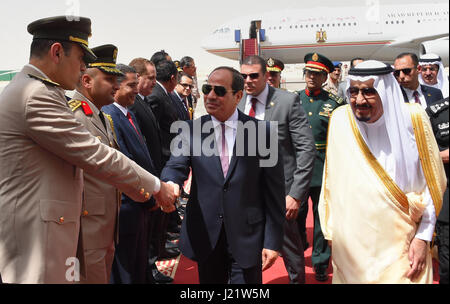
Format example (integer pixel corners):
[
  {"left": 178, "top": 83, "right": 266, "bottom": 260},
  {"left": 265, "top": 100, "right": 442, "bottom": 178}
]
[
  {"left": 0, "top": 16, "right": 177, "bottom": 284},
  {"left": 69, "top": 44, "right": 124, "bottom": 284},
  {"left": 296, "top": 53, "right": 344, "bottom": 281}
]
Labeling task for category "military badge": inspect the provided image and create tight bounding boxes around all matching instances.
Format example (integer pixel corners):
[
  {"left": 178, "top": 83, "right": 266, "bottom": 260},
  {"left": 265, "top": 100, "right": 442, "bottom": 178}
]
[{"left": 312, "top": 53, "right": 319, "bottom": 61}]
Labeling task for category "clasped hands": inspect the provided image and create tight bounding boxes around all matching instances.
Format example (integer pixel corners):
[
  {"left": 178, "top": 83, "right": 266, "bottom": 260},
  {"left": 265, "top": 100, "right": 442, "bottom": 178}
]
[{"left": 153, "top": 181, "right": 180, "bottom": 213}]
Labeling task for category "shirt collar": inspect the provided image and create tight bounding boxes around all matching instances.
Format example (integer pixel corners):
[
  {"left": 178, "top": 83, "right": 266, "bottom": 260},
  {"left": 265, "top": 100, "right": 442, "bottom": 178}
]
[
  {"left": 211, "top": 109, "right": 239, "bottom": 129},
  {"left": 403, "top": 85, "right": 423, "bottom": 99},
  {"left": 247, "top": 84, "right": 269, "bottom": 105},
  {"left": 156, "top": 81, "right": 168, "bottom": 95},
  {"left": 113, "top": 101, "right": 129, "bottom": 117}
]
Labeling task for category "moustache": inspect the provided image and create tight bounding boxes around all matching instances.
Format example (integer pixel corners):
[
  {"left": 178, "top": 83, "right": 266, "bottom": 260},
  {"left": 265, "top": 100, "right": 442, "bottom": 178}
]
[{"left": 355, "top": 104, "right": 372, "bottom": 109}]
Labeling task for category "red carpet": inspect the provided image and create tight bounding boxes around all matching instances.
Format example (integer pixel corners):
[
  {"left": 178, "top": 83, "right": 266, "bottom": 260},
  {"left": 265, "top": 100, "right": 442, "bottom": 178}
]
[{"left": 157, "top": 200, "right": 440, "bottom": 284}]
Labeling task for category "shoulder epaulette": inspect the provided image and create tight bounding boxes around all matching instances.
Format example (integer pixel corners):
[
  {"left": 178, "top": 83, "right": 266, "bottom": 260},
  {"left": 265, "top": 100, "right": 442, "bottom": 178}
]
[
  {"left": 67, "top": 99, "right": 82, "bottom": 112},
  {"left": 67, "top": 99, "right": 93, "bottom": 116},
  {"left": 428, "top": 99, "right": 449, "bottom": 115},
  {"left": 328, "top": 92, "right": 344, "bottom": 105},
  {"left": 28, "top": 74, "right": 60, "bottom": 87}
]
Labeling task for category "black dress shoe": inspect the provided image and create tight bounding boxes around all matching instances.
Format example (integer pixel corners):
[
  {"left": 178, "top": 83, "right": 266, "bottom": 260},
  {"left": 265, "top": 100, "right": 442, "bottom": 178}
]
[
  {"left": 314, "top": 268, "right": 328, "bottom": 282},
  {"left": 152, "top": 269, "right": 173, "bottom": 284},
  {"left": 158, "top": 248, "right": 180, "bottom": 260}
]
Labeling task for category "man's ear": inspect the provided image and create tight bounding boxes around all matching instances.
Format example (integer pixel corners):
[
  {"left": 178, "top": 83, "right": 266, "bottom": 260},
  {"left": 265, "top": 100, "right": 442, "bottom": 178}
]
[
  {"left": 417, "top": 65, "right": 422, "bottom": 73},
  {"left": 49, "top": 43, "right": 64, "bottom": 63},
  {"left": 81, "top": 72, "right": 93, "bottom": 89}
]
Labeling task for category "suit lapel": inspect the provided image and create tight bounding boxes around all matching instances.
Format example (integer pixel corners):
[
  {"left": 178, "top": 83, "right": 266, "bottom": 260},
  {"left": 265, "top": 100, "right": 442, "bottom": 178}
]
[
  {"left": 264, "top": 86, "right": 277, "bottom": 120},
  {"left": 200, "top": 115, "right": 224, "bottom": 178}
]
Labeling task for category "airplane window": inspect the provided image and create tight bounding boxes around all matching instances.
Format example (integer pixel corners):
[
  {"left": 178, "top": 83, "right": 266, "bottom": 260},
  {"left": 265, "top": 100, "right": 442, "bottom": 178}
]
[
  {"left": 338, "top": 23, "right": 340, "bottom": 26},
  {"left": 332, "top": 23, "right": 335, "bottom": 26},
  {"left": 348, "top": 23, "right": 351, "bottom": 26},
  {"left": 354, "top": 22, "right": 357, "bottom": 25},
  {"left": 316, "top": 24, "right": 319, "bottom": 27},
  {"left": 417, "top": 20, "right": 420, "bottom": 23},
  {"left": 322, "top": 24, "right": 324, "bottom": 27},
  {"left": 279, "top": 26, "right": 282, "bottom": 29},
  {"left": 306, "top": 25, "right": 308, "bottom": 28},
  {"left": 343, "top": 23, "right": 346, "bottom": 26},
  {"left": 300, "top": 25, "right": 303, "bottom": 28},
  {"left": 295, "top": 25, "right": 298, "bottom": 28},
  {"left": 327, "top": 24, "right": 330, "bottom": 27},
  {"left": 290, "top": 25, "right": 292, "bottom": 29}
]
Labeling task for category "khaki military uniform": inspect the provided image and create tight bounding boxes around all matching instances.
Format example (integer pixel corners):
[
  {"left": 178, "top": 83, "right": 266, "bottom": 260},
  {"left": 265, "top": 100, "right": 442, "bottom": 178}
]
[
  {"left": 0, "top": 65, "right": 157, "bottom": 283},
  {"left": 69, "top": 91, "right": 121, "bottom": 284}
]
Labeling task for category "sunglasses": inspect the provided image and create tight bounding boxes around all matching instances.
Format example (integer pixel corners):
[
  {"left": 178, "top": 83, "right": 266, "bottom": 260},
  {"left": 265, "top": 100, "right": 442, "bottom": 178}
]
[
  {"left": 348, "top": 87, "right": 378, "bottom": 99},
  {"left": 180, "top": 83, "right": 194, "bottom": 89},
  {"left": 241, "top": 73, "right": 260, "bottom": 80},
  {"left": 393, "top": 68, "right": 415, "bottom": 77},
  {"left": 202, "top": 84, "right": 234, "bottom": 97}
]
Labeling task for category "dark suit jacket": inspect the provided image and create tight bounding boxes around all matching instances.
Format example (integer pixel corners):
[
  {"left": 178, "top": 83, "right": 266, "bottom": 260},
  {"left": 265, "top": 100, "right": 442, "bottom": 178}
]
[
  {"left": 161, "top": 111, "right": 285, "bottom": 268},
  {"left": 129, "top": 95, "right": 163, "bottom": 175},
  {"left": 170, "top": 92, "right": 191, "bottom": 121},
  {"left": 238, "top": 86, "right": 315, "bottom": 202},
  {"left": 148, "top": 83, "right": 179, "bottom": 164},
  {"left": 401, "top": 84, "right": 444, "bottom": 106},
  {"left": 102, "top": 103, "right": 157, "bottom": 233}
]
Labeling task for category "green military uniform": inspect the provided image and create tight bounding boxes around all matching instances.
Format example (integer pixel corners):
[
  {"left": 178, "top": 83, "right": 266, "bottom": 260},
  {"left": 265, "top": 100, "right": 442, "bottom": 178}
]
[{"left": 296, "top": 52, "right": 344, "bottom": 281}]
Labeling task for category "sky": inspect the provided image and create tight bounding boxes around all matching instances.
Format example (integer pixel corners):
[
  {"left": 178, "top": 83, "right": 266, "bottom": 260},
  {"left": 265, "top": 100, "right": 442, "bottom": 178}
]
[{"left": 0, "top": 0, "right": 441, "bottom": 77}]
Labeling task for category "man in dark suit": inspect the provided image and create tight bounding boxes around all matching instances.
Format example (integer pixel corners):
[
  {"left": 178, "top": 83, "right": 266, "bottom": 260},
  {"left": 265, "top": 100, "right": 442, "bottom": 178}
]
[
  {"left": 394, "top": 53, "right": 443, "bottom": 107},
  {"left": 127, "top": 58, "right": 174, "bottom": 284},
  {"left": 171, "top": 72, "right": 193, "bottom": 121},
  {"left": 161, "top": 67, "right": 285, "bottom": 283},
  {"left": 148, "top": 59, "right": 182, "bottom": 259},
  {"left": 238, "top": 55, "right": 315, "bottom": 284},
  {"left": 102, "top": 64, "right": 175, "bottom": 284}
]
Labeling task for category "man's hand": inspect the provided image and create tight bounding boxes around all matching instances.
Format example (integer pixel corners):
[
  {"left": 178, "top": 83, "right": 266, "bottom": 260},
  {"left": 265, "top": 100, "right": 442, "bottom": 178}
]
[
  {"left": 406, "top": 238, "right": 428, "bottom": 281},
  {"left": 261, "top": 248, "right": 279, "bottom": 271},
  {"left": 440, "top": 149, "right": 449, "bottom": 164},
  {"left": 285, "top": 195, "right": 300, "bottom": 220},
  {"left": 154, "top": 181, "right": 180, "bottom": 210}
]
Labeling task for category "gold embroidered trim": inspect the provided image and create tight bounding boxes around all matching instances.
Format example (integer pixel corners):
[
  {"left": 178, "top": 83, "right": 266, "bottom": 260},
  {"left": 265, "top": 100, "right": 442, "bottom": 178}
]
[{"left": 408, "top": 104, "right": 443, "bottom": 216}]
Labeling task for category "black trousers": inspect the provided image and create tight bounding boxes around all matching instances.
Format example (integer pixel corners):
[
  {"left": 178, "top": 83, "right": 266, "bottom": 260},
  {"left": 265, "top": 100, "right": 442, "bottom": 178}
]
[
  {"left": 280, "top": 219, "right": 305, "bottom": 283},
  {"left": 197, "top": 225, "right": 262, "bottom": 284},
  {"left": 297, "top": 186, "right": 330, "bottom": 271},
  {"left": 436, "top": 221, "right": 449, "bottom": 284}
]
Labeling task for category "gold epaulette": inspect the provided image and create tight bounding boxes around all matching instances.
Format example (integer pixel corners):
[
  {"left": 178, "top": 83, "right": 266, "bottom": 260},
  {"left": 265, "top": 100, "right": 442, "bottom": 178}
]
[
  {"left": 104, "top": 113, "right": 119, "bottom": 144},
  {"left": 328, "top": 92, "right": 344, "bottom": 105},
  {"left": 28, "top": 74, "right": 60, "bottom": 87},
  {"left": 67, "top": 99, "right": 83, "bottom": 112}
]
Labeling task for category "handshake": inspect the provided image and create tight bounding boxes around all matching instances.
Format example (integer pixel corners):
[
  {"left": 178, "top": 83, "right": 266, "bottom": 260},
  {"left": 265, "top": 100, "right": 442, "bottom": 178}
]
[{"left": 153, "top": 181, "right": 180, "bottom": 213}]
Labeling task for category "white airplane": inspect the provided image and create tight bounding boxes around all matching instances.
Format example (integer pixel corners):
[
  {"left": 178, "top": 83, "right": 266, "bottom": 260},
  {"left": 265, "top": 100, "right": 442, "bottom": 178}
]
[{"left": 202, "top": 1, "right": 449, "bottom": 65}]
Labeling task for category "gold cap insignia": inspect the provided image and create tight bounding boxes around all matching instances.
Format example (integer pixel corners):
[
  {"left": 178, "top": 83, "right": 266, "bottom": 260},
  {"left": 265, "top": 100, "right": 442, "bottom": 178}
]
[
  {"left": 312, "top": 53, "right": 319, "bottom": 62},
  {"left": 267, "top": 58, "right": 275, "bottom": 67},
  {"left": 113, "top": 49, "right": 118, "bottom": 62}
]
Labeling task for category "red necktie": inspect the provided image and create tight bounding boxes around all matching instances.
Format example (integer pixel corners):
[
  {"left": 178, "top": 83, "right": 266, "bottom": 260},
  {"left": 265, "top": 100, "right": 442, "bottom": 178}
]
[
  {"left": 127, "top": 112, "right": 142, "bottom": 141},
  {"left": 413, "top": 90, "right": 420, "bottom": 104},
  {"left": 248, "top": 97, "right": 258, "bottom": 117},
  {"left": 220, "top": 123, "right": 229, "bottom": 177}
]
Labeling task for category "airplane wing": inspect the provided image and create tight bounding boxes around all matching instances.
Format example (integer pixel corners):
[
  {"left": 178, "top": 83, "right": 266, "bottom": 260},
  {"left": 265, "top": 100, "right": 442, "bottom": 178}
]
[{"left": 390, "top": 33, "right": 448, "bottom": 48}]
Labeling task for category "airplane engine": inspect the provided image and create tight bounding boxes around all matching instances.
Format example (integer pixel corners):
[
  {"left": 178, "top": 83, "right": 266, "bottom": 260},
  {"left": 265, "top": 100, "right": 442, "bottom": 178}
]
[{"left": 420, "top": 38, "right": 449, "bottom": 66}]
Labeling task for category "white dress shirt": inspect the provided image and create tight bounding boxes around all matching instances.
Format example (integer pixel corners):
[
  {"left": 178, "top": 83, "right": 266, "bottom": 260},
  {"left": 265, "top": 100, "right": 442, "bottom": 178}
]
[
  {"left": 211, "top": 110, "right": 238, "bottom": 163},
  {"left": 403, "top": 85, "right": 427, "bottom": 109},
  {"left": 244, "top": 84, "right": 269, "bottom": 120}
]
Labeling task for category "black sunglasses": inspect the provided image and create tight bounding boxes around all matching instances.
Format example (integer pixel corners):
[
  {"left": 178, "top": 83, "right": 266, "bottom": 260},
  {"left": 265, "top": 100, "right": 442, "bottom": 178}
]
[
  {"left": 202, "top": 84, "right": 234, "bottom": 97},
  {"left": 241, "top": 73, "right": 260, "bottom": 80},
  {"left": 393, "top": 68, "right": 414, "bottom": 77},
  {"left": 348, "top": 87, "right": 378, "bottom": 99},
  {"left": 180, "top": 83, "right": 194, "bottom": 89}
]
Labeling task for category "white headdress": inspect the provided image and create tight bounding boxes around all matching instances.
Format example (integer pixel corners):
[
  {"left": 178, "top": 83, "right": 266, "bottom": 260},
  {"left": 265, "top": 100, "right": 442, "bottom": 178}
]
[
  {"left": 419, "top": 53, "right": 449, "bottom": 98},
  {"left": 345, "top": 60, "right": 425, "bottom": 193}
]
